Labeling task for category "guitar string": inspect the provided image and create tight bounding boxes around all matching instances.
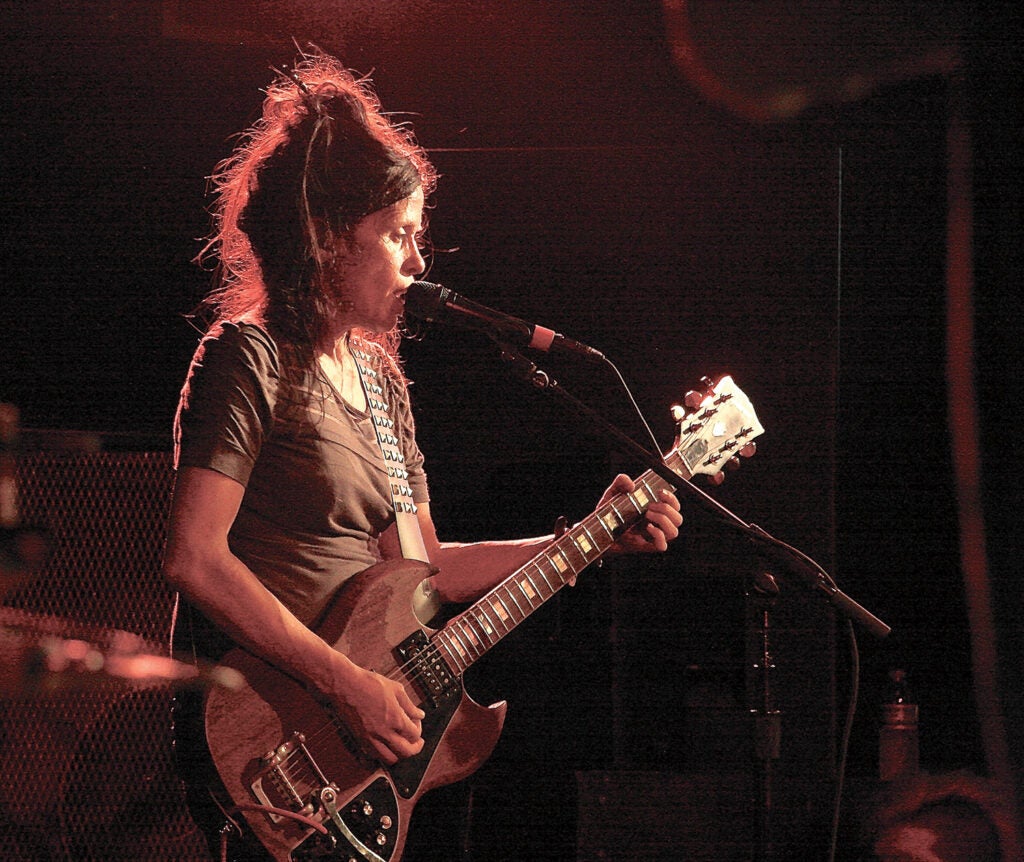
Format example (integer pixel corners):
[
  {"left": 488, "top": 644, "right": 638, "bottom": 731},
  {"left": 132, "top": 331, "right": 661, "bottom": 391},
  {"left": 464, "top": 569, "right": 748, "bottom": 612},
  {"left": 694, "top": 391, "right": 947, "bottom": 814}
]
[
  {"left": 268, "top": 469, "right": 675, "bottom": 781},
  {"left": 364, "top": 406, "right": 723, "bottom": 691},
  {"left": 268, "top": 408, "right": 752, "bottom": 784},
  {"left": 265, "top": 514, "right": 602, "bottom": 784},
  {"left": 269, "top": 501, "right": 644, "bottom": 783},
  {"left": 260, "top": 406, "right": 748, "bottom": 801},
  {"left": 378, "top": 494, "right": 642, "bottom": 684}
]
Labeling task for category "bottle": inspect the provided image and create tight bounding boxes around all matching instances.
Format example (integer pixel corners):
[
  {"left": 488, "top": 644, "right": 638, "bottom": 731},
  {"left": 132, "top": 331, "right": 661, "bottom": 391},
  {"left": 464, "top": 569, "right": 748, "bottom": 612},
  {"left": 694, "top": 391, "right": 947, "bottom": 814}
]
[{"left": 879, "top": 668, "right": 919, "bottom": 781}]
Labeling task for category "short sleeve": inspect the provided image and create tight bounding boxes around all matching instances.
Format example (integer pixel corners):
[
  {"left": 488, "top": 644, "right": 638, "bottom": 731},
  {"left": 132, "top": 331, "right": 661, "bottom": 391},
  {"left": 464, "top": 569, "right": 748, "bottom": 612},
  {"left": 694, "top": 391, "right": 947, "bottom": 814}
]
[{"left": 173, "top": 322, "right": 280, "bottom": 486}]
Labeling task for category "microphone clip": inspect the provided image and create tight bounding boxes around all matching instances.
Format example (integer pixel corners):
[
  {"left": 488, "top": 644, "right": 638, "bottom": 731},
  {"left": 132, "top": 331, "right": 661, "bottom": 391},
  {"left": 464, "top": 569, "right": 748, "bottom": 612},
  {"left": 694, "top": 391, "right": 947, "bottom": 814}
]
[{"left": 495, "top": 341, "right": 553, "bottom": 389}]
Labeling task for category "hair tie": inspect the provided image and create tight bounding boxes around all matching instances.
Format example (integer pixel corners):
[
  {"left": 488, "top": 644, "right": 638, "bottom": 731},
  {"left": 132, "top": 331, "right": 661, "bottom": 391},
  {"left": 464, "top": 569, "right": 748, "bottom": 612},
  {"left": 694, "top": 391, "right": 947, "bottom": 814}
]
[{"left": 270, "top": 64, "right": 325, "bottom": 118}]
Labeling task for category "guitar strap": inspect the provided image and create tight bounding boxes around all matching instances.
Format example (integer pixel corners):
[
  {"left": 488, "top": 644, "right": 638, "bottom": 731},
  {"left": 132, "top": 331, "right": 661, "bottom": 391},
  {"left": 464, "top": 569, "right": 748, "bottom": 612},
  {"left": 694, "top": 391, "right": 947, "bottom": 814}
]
[{"left": 350, "top": 340, "right": 430, "bottom": 564}]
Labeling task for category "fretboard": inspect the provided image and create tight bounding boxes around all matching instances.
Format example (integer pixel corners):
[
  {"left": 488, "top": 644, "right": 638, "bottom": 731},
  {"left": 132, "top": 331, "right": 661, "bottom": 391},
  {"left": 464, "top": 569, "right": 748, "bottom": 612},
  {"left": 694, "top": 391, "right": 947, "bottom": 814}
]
[{"left": 431, "top": 450, "right": 687, "bottom": 677}]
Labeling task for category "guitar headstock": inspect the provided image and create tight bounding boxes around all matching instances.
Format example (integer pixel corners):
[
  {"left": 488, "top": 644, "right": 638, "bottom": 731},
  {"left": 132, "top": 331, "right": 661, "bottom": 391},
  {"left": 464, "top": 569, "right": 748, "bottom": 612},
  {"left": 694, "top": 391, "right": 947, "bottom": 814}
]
[{"left": 669, "top": 376, "right": 763, "bottom": 483}]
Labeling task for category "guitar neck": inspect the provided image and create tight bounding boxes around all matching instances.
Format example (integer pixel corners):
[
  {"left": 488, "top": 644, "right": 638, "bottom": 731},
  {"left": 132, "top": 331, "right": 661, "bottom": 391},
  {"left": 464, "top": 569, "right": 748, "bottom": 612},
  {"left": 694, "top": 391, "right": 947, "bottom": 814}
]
[{"left": 432, "top": 451, "right": 686, "bottom": 677}]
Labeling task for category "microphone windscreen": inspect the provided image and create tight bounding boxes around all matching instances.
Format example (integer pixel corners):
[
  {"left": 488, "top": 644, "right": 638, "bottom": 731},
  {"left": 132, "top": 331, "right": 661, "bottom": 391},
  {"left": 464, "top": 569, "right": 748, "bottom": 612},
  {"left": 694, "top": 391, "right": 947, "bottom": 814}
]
[{"left": 404, "top": 281, "right": 445, "bottom": 319}]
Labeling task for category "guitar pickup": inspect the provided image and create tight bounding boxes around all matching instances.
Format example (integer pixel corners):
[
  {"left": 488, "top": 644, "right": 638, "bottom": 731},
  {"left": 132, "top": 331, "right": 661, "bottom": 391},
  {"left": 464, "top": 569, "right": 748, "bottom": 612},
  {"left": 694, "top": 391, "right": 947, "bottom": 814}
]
[{"left": 394, "top": 630, "right": 457, "bottom": 709}]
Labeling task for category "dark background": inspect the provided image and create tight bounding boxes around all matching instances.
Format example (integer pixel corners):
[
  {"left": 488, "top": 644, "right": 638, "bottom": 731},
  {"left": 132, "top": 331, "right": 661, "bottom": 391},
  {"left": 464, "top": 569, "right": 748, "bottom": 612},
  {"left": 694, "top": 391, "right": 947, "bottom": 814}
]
[{"left": 1, "top": 1, "right": 1020, "bottom": 858}]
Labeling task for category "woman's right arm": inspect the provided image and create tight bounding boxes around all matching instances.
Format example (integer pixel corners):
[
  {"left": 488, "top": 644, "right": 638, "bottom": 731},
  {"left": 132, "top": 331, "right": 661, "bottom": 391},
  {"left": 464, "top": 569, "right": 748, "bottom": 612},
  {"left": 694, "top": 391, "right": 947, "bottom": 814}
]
[{"left": 162, "top": 465, "right": 424, "bottom": 764}]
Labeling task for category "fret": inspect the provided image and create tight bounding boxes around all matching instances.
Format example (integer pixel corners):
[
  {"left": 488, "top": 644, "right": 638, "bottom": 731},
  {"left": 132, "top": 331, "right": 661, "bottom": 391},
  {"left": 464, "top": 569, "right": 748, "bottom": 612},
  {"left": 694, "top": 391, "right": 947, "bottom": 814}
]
[
  {"left": 518, "top": 575, "right": 539, "bottom": 606},
  {"left": 550, "top": 548, "right": 570, "bottom": 576},
  {"left": 664, "top": 451, "right": 685, "bottom": 476},
  {"left": 532, "top": 560, "right": 558, "bottom": 594},
  {"left": 446, "top": 634, "right": 469, "bottom": 674},
  {"left": 542, "top": 556, "right": 567, "bottom": 590},
  {"left": 476, "top": 612, "right": 498, "bottom": 645},
  {"left": 457, "top": 617, "right": 481, "bottom": 653},
  {"left": 437, "top": 633, "right": 466, "bottom": 674},
  {"left": 577, "top": 523, "right": 597, "bottom": 557},
  {"left": 492, "top": 595, "right": 513, "bottom": 630},
  {"left": 465, "top": 611, "right": 491, "bottom": 647},
  {"left": 580, "top": 515, "right": 609, "bottom": 550},
  {"left": 595, "top": 518, "right": 614, "bottom": 549},
  {"left": 571, "top": 532, "right": 592, "bottom": 558},
  {"left": 606, "top": 499, "right": 629, "bottom": 530},
  {"left": 452, "top": 620, "right": 481, "bottom": 660},
  {"left": 638, "top": 473, "right": 662, "bottom": 499},
  {"left": 595, "top": 509, "right": 618, "bottom": 539},
  {"left": 623, "top": 492, "right": 644, "bottom": 515},
  {"left": 533, "top": 568, "right": 550, "bottom": 598},
  {"left": 473, "top": 607, "right": 497, "bottom": 642},
  {"left": 507, "top": 585, "right": 527, "bottom": 617},
  {"left": 446, "top": 629, "right": 469, "bottom": 664},
  {"left": 559, "top": 537, "right": 587, "bottom": 573}
]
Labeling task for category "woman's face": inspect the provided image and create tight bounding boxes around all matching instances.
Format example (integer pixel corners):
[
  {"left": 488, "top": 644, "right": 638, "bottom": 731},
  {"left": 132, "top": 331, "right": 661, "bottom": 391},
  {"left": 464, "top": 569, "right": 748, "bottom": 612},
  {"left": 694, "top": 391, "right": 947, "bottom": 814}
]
[{"left": 329, "top": 186, "right": 426, "bottom": 336}]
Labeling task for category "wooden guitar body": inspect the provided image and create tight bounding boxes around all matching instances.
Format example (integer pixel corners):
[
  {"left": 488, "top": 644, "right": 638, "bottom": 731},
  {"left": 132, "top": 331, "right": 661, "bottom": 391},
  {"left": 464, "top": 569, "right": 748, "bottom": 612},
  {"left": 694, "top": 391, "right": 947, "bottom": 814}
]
[{"left": 205, "top": 558, "right": 507, "bottom": 861}]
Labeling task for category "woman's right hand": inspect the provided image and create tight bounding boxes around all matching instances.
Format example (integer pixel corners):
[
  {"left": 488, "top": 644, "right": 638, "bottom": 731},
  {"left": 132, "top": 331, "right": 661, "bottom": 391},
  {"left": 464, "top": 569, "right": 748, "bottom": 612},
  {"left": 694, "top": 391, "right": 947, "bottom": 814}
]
[
  {"left": 328, "top": 660, "right": 425, "bottom": 765},
  {"left": 163, "top": 467, "right": 426, "bottom": 766}
]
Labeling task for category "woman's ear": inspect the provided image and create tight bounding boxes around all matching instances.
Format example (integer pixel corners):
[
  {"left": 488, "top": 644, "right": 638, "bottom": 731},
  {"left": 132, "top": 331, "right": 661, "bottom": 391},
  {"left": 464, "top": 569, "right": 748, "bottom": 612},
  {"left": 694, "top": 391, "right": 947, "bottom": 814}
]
[
  {"left": 309, "top": 219, "right": 340, "bottom": 266},
  {"left": 311, "top": 240, "right": 333, "bottom": 265}
]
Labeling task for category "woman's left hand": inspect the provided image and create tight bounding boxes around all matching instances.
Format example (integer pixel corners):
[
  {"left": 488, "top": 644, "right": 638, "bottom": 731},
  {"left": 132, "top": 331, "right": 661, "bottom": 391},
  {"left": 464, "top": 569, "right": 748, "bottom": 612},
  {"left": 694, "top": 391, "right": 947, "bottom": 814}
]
[{"left": 600, "top": 474, "right": 683, "bottom": 554}]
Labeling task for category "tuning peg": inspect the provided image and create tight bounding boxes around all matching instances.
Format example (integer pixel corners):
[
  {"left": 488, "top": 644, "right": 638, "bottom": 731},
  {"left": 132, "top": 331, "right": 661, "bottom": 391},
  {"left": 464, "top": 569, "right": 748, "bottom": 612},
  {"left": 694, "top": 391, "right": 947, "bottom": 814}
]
[
  {"left": 683, "top": 390, "right": 704, "bottom": 410},
  {"left": 739, "top": 441, "right": 757, "bottom": 458},
  {"left": 708, "top": 472, "right": 726, "bottom": 486},
  {"left": 670, "top": 404, "right": 686, "bottom": 423},
  {"left": 725, "top": 456, "right": 742, "bottom": 471}
]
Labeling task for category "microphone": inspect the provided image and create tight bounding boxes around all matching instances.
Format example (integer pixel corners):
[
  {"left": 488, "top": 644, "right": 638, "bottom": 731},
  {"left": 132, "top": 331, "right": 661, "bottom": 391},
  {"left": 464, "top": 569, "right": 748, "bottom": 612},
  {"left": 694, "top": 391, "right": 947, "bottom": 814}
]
[{"left": 404, "top": 281, "right": 605, "bottom": 362}]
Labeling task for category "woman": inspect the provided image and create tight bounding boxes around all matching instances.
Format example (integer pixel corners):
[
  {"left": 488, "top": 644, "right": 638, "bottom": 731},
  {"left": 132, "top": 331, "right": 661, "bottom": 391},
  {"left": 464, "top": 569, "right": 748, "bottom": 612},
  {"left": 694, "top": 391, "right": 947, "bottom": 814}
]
[{"left": 163, "top": 49, "right": 682, "bottom": 859}]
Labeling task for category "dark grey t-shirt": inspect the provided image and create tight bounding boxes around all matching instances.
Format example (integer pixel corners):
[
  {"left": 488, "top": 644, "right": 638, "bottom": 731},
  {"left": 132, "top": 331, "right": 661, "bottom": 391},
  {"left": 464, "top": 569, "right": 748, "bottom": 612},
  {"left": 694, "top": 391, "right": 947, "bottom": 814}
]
[{"left": 174, "top": 321, "right": 428, "bottom": 649}]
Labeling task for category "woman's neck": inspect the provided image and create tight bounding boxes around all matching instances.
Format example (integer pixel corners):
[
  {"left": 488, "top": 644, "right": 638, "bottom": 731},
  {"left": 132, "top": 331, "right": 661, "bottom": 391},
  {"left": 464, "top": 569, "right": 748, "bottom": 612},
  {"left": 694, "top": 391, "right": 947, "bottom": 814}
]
[{"left": 317, "top": 333, "right": 367, "bottom": 412}]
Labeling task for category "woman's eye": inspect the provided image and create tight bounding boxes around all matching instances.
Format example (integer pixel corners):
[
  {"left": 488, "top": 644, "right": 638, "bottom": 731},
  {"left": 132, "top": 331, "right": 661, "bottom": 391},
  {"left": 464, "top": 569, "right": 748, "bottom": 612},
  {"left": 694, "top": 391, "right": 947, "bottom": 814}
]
[{"left": 389, "top": 228, "right": 424, "bottom": 249}]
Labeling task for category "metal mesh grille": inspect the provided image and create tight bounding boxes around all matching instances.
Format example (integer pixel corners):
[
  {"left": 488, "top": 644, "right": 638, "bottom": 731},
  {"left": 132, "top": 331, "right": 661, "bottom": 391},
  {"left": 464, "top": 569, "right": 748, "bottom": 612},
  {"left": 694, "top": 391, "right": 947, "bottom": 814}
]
[{"left": 1, "top": 452, "right": 208, "bottom": 860}]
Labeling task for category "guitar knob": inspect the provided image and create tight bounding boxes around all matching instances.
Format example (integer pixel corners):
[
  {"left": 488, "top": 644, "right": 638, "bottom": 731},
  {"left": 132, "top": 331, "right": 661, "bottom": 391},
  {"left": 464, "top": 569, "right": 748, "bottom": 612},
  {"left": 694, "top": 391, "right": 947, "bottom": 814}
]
[{"left": 379, "top": 815, "right": 393, "bottom": 830}]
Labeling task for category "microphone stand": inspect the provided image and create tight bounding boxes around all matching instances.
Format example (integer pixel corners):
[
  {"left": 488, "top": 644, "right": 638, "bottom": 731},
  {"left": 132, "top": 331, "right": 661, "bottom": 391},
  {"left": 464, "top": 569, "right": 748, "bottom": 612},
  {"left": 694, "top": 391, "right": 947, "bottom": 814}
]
[
  {"left": 494, "top": 342, "right": 890, "bottom": 639},
  {"left": 748, "top": 570, "right": 782, "bottom": 862},
  {"left": 495, "top": 343, "right": 890, "bottom": 861}
]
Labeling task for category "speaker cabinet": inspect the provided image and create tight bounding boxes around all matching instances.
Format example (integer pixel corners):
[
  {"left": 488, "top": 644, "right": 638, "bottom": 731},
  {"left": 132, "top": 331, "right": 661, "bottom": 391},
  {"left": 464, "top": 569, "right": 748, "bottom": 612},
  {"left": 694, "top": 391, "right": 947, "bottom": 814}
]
[{"left": 1, "top": 451, "right": 207, "bottom": 861}]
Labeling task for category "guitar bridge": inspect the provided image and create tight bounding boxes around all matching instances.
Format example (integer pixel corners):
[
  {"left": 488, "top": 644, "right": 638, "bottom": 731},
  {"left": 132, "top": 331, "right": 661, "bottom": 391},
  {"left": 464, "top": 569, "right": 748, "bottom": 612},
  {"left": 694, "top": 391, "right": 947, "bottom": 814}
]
[{"left": 249, "top": 733, "right": 400, "bottom": 861}]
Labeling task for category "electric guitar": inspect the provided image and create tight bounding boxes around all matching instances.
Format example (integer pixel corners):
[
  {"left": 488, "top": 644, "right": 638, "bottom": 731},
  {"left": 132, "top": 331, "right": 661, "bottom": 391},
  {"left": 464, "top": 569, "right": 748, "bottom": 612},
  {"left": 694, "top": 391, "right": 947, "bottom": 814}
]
[{"left": 204, "top": 376, "right": 763, "bottom": 861}]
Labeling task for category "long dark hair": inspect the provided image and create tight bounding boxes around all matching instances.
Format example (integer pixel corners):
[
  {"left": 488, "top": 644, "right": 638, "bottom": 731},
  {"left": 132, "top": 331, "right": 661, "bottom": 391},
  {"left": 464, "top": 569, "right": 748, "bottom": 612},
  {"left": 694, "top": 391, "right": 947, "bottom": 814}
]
[{"left": 196, "top": 49, "right": 437, "bottom": 365}]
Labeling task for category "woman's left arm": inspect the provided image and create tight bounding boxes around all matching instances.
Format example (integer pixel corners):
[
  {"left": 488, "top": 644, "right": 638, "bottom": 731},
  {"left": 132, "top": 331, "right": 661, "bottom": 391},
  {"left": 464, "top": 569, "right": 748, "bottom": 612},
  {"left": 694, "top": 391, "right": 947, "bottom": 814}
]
[{"left": 415, "top": 475, "right": 682, "bottom": 604}]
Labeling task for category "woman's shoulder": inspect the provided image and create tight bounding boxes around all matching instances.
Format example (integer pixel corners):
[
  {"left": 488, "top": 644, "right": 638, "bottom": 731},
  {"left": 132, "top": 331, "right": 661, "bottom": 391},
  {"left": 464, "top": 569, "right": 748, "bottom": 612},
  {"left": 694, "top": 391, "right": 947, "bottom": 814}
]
[
  {"left": 204, "top": 317, "right": 274, "bottom": 349},
  {"left": 195, "top": 318, "right": 281, "bottom": 371}
]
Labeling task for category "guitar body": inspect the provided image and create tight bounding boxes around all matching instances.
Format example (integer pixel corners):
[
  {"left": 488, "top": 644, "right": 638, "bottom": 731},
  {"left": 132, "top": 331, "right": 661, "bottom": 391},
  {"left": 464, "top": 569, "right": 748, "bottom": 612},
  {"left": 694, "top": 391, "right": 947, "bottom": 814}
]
[{"left": 205, "top": 558, "right": 507, "bottom": 862}]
